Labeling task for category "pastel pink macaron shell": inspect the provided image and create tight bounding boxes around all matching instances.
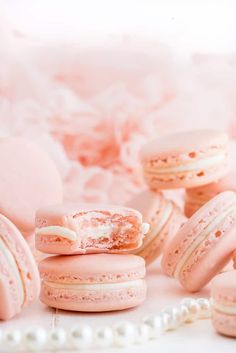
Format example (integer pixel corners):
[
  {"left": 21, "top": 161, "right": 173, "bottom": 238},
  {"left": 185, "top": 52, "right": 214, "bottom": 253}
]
[
  {"left": 126, "top": 190, "right": 186, "bottom": 265},
  {"left": 0, "top": 137, "right": 63, "bottom": 235},
  {"left": 39, "top": 254, "right": 146, "bottom": 312},
  {"left": 140, "top": 130, "right": 228, "bottom": 160},
  {"left": 140, "top": 129, "right": 229, "bottom": 189},
  {"left": 185, "top": 169, "right": 236, "bottom": 217},
  {"left": 0, "top": 214, "right": 40, "bottom": 320},
  {"left": 162, "top": 191, "right": 236, "bottom": 292},
  {"left": 35, "top": 203, "right": 144, "bottom": 255},
  {"left": 211, "top": 271, "right": 236, "bottom": 337}
]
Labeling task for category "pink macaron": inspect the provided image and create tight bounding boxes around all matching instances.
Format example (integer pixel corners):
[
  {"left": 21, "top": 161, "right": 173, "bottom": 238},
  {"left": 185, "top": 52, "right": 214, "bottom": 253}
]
[
  {"left": 35, "top": 203, "right": 150, "bottom": 255},
  {"left": 126, "top": 190, "right": 186, "bottom": 265},
  {"left": 211, "top": 271, "right": 236, "bottom": 337},
  {"left": 39, "top": 254, "right": 146, "bottom": 312},
  {"left": 0, "top": 214, "right": 40, "bottom": 320},
  {"left": 140, "top": 129, "right": 229, "bottom": 190},
  {"left": 0, "top": 137, "right": 63, "bottom": 236},
  {"left": 162, "top": 191, "right": 236, "bottom": 292},
  {"left": 185, "top": 169, "right": 236, "bottom": 217}
]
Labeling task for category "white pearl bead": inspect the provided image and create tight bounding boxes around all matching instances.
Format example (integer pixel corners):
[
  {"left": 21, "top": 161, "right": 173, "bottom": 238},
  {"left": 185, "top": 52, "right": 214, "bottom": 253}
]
[
  {"left": 161, "top": 307, "right": 182, "bottom": 330},
  {"left": 196, "top": 298, "right": 212, "bottom": 319},
  {"left": 23, "top": 327, "right": 47, "bottom": 351},
  {"left": 143, "top": 314, "right": 165, "bottom": 338},
  {"left": 3, "top": 329, "right": 22, "bottom": 347},
  {"left": 134, "top": 323, "right": 149, "bottom": 344},
  {"left": 181, "top": 298, "right": 200, "bottom": 322},
  {"left": 70, "top": 324, "right": 93, "bottom": 349},
  {"left": 94, "top": 327, "right": 113, "bottom": 348},
  {"left": 114, "top": 322, "right": 136, "bottom": 347},
  {"left": 178, "top": 304, "right": 190, "bottom": 323},
  {"left": 48, "top": 328, "right": 67, "bottom": 348}
]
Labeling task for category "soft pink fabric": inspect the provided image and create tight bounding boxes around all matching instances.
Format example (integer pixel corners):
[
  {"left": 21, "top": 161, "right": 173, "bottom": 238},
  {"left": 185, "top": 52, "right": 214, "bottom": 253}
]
[{"left": 1, "top": 18, "right": 236, "bottom": 205}]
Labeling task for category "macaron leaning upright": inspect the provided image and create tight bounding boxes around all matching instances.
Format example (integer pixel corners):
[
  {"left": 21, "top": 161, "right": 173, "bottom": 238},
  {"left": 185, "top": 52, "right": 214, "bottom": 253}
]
[
  {"left": 185, "top": 169, "right": 236, "bottom": 217},
  {"left": 35, "top": 203, "right": 150, "bottom": 255},
  {"left": 140, "top": 129, "right": 229, "bottom": 190},
  {"left": 126, "top": 190, "right": 186, "bottom": 265},
  {"left": 162, "top": 191, "right": 236, "bottom": 292},
  {"left": 0, "top": 137, "right": 63, "bottom": 236},
  {"left": 211, "top": 271, "right": 236, "bottom": 337},
  {"left": 0, "top": 214, "right": 40, "bottom": 320},
  {"left": 39, "top": 254, "right": 146, "bottom": 312}
]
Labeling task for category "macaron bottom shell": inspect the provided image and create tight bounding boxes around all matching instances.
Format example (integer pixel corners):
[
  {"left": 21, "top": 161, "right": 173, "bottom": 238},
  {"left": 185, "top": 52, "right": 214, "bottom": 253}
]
[{"left": 212, "top": 310, "right": 236, "bottom": 337}]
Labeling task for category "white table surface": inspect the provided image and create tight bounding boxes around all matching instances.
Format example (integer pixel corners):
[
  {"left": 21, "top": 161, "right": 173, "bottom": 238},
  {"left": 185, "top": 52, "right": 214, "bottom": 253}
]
[{"left": 1, "top": 260, "right": 235, "bottom": 353}]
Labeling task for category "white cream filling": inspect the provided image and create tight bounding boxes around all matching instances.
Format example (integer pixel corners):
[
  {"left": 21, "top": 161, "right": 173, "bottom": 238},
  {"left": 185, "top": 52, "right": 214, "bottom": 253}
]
[
  {"left": 141, "top": 223, "right": 150, "bottom": 235},
  {"left": 135, "top": 202, "right": 173, "bottom": 254},
  {"left": 0, "top": 238, "right": 24, "bottom": 305},
  {"left": 78, "top": 224, "right": 117, "bottom": 239},
  {"left": 174, "top": 203, "right": 236, "bottom": 279},
  {"left": 212, "top": 299, "right": 236, "bottom": 315},
  {"left": 35, "top": 226, "right": 77, "bottom": 241},
  {"left": 43, "top": 279, "right": 143, "bottom": 291},
  {"left": 36, "top": 222, "right": 150, "bottom": 241},
  {"left": 146, "top": 153, "right": 226, "bottom": 174}
]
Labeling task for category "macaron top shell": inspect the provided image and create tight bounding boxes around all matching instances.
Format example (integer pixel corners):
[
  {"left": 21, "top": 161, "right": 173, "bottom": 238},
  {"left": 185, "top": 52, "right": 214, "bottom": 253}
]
[
  {"left": 39, "top": 254, "right": 145, "bottom": 284},
  {"left": 140, "top": 129, "right": 228, "bottom": 161},
  {"left": 211, "top": 271, "right": 236, "bottom": 305},
  {"left": 0, "top": 137, "right": 63, "bottom": 235},
  {"left": 36, "top": 203, "right": 142, "bottom": 227}
]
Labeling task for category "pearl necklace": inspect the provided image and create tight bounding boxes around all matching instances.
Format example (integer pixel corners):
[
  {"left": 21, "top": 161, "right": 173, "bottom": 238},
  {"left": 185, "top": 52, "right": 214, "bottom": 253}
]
[{"left": 0, "top": 297, "right": 211, "bottom": 351}]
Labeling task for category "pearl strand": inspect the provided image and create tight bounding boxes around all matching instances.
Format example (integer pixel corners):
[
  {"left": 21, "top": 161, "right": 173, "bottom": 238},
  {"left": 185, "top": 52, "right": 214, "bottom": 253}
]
[{"left": 0, "top": 297, "right": 211, "bottom": 351}]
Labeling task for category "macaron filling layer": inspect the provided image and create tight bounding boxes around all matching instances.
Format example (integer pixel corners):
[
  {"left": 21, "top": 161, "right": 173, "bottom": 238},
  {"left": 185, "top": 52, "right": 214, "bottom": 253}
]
[
  {"left": 144, "top": 153, "right": 226, "bottom": 174},
  {"left": 36, "top": 210, "right": 149, "bottom": 250},
  {"left": 36, "top": 226, "right": 76, "bottom": 241},
  {"left": 174, "top": 202, "right": 236, "bottom": 279},
  {"left": 0, "top": 237, "right": 24, "bottom": 306},
  {"left": 212, "top": 299, "right": 236, "bottom": 315},
  {"left": 43, "top": 279, "right": 144, "bottom": 291}
]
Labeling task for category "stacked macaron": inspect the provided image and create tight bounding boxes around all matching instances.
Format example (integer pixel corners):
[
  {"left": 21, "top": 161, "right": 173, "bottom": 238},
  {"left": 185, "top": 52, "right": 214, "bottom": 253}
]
[
  {"left": 137, "top": 129, "right": 236, "bottom": 290},
  {"left": 35, "top": 204, "right": 149, "bottom": 312}
]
